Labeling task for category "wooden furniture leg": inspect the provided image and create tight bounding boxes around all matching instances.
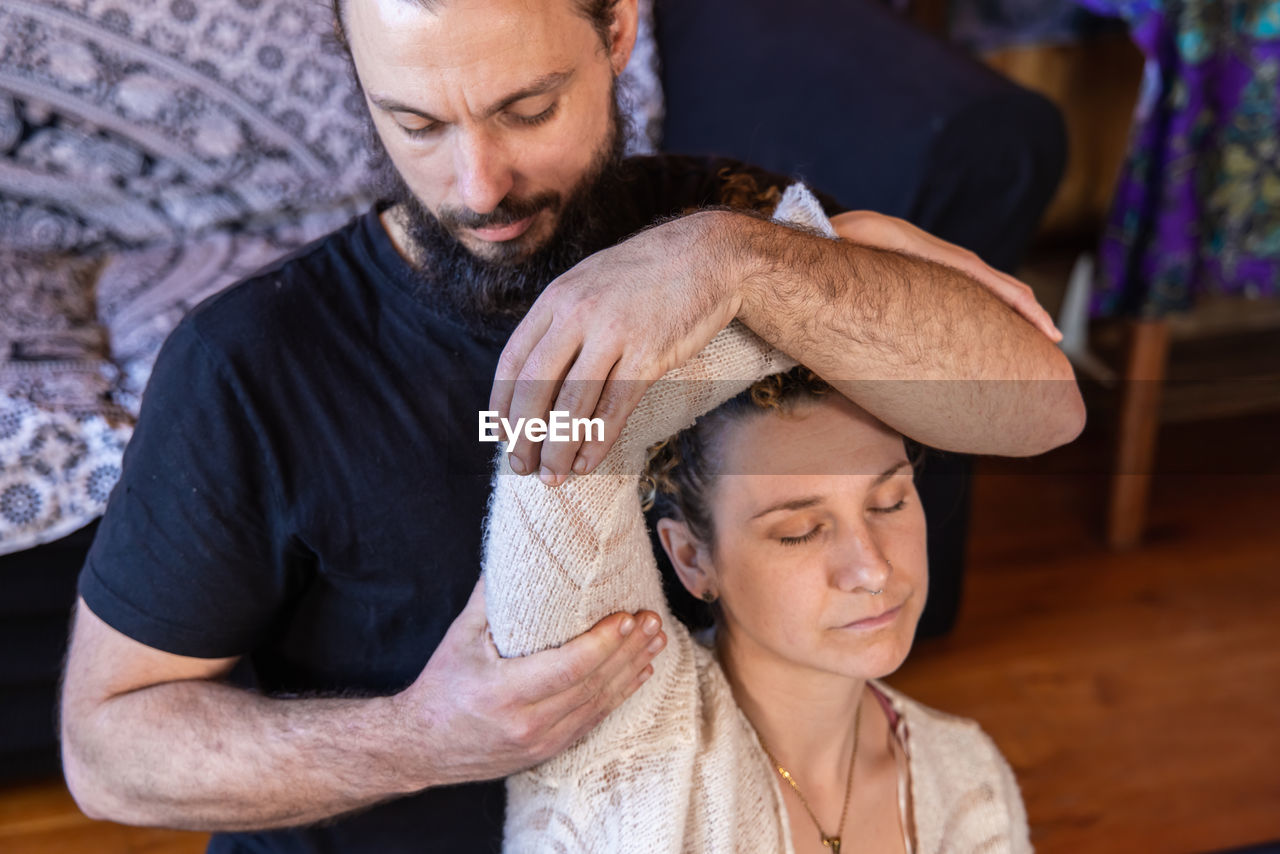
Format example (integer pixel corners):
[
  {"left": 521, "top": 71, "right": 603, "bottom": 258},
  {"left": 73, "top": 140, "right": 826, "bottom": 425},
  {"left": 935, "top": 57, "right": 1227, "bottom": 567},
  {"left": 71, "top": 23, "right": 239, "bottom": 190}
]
[{"left": 1107, "top": 318, "right": 1171, "bottom": 549}]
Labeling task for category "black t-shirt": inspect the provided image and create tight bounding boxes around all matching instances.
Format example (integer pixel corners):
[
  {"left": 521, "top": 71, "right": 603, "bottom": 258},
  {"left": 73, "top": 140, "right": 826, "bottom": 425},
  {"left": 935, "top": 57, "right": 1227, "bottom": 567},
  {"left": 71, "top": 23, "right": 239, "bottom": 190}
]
[{"left": 79, "top": 155, "right": 844, "bottom": 853}]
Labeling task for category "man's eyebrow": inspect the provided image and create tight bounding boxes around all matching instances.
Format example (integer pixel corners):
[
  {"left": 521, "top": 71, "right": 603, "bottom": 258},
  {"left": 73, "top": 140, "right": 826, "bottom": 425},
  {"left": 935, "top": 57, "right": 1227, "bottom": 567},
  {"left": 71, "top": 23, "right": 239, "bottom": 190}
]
[
  {"left": 747, "top": 460, "right": 912, "bottom": 521},
  {"left": 481, "top": 70, "right": 573, "bottom": 117},
  {"left": 368, "top": 94, "right": 441, "bottom": 123},
  {"left": 368, "top": 70, "right": 574, "bottom": 123}
]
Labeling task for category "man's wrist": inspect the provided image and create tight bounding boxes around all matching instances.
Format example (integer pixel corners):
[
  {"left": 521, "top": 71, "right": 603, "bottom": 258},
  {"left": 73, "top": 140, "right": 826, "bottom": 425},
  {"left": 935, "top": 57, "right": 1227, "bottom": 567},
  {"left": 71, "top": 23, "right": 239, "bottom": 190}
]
[
  {"left": 700, "top": 208, "right": 792, "bottom": 337},
  {"left": 375, "top": 690, "right": 440, "bottom": 794},
  {"left": 683, "top": 208, "right": 764, "bottom": 324}
]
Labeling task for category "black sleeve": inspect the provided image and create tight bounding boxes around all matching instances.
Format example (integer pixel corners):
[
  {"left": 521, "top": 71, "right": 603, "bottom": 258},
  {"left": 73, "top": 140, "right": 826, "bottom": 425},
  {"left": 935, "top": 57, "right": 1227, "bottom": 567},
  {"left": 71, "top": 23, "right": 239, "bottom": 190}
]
[{"left": 79, "top": 316, "right": 299, "bottom": 659}]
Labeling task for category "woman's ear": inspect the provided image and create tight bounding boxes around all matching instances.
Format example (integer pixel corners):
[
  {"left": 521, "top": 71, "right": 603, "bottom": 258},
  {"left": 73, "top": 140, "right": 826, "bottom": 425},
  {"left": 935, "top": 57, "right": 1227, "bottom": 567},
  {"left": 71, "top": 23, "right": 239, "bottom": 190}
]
[
  {"left": 607, "top": 0, "right": 639, "bottom": 77},
  {"left": 656, "top": 517, "right": 715, "bottom": 599}
]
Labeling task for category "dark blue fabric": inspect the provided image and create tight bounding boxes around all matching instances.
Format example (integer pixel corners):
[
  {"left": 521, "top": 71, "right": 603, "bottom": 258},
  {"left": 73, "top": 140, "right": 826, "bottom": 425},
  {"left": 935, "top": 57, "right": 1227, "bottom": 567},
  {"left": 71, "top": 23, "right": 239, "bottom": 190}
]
[{"left": 656, "top": 0, "right": 1065, "bottom": 273}]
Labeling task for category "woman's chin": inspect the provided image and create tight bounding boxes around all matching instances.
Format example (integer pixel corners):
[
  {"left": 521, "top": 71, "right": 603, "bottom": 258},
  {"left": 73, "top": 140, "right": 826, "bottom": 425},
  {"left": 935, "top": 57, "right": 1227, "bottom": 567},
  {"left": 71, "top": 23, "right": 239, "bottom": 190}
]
[
  {"left": 817, "top": 626, "right": 915, "bottom": 682},
  {"left": 719, "top": 616, "right": 918, "bottom": 685}
]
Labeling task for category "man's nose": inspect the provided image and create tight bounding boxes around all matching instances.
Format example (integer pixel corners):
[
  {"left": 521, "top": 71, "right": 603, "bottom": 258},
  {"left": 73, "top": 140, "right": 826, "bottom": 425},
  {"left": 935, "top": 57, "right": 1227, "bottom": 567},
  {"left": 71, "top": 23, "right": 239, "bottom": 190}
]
[
  {"left": 829, "top": 527, "right": 893, "bottom": 595},
  {"left": 452, "top": 128, "right": 515, "bottom": 216}
]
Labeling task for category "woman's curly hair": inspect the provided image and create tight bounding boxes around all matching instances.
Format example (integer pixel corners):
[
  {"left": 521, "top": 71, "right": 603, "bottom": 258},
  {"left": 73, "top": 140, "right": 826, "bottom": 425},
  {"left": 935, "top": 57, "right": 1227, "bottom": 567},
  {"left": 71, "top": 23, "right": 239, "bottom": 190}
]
[{"left": 639, "top": 366, "right": 832, "bottom": 548}]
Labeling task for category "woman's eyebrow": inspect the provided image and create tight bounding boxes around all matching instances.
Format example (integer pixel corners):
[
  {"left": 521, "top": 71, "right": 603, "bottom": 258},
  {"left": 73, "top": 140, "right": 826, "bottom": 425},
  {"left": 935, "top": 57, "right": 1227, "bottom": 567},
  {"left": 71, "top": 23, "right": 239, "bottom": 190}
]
[
  {"left": 873, "top": 460, "right": 912, "bottom": 486},
  {"left": 747, "top": 460, "right": 912, "bottom": 521},
  {"left": 749, "top": 496, "right": 824, "bottom": 521}
]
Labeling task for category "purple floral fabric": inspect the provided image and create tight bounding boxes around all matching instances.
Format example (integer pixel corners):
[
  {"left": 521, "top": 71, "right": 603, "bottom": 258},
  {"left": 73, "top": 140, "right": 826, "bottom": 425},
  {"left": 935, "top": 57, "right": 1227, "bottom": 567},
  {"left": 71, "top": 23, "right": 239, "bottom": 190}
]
[{"left": 1078, "top": 0, "right": 1280, "bottom": 316}]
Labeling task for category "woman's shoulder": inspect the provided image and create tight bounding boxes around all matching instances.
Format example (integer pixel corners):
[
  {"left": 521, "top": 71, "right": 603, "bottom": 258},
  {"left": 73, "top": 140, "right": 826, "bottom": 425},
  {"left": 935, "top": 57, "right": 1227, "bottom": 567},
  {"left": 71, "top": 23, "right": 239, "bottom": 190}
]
[
  {"left": 870, "top": 680, "right": 1033, "bottom": 853},
  {"left": 870, "top": 680, "right": 1004, "bottom": 756}
]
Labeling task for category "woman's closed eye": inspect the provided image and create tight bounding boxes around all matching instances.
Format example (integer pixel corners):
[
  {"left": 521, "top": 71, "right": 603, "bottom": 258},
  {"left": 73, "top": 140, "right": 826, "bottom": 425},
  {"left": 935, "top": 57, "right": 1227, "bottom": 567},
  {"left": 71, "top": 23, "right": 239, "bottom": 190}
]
[
  {"left": 778, "top": 526, "right": 822, "bottom": 546},
  {"left": 777, "top": 499, "right": 907, "bottom": 545}
]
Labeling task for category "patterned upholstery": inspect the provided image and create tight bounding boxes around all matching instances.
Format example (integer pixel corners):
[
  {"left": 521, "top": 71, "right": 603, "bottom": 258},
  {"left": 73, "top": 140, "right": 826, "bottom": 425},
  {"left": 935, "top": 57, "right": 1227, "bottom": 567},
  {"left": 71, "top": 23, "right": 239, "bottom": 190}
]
[{"left": 0, "top": 0, "right": 663, "bottom": 553}]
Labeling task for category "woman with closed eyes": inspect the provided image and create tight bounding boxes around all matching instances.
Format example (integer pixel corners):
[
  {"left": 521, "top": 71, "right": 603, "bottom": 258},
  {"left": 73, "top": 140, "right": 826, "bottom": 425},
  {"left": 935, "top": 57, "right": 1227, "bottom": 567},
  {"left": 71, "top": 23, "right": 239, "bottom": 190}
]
[{"left": 481, "top": 188, "right": 1032, "bottom": 853}]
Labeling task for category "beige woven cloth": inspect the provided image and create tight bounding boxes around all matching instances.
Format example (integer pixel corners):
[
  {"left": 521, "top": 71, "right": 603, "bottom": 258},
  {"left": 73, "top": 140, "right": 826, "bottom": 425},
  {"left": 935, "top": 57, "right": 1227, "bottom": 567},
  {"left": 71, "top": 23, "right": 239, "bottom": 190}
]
[{"left": 483, "top": 186, "right": 1032, "bottom": 853}]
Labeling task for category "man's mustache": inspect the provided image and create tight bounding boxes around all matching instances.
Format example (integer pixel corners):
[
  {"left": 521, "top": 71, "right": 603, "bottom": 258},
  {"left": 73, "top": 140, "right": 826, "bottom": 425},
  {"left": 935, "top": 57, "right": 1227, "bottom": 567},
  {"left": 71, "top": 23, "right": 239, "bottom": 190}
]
[{"left": 438, "top": 193, "right": 560, "bottom": 230}]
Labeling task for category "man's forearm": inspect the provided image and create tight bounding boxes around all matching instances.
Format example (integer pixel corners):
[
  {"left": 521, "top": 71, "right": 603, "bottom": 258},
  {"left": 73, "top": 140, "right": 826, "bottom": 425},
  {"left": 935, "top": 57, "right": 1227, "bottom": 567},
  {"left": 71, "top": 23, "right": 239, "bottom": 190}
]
[
  {"left": 713, "top": 210, "right": 1085, "bottom": 456},
  {"left": 63, "top": 680, "right": 419, "bottom": 832}
]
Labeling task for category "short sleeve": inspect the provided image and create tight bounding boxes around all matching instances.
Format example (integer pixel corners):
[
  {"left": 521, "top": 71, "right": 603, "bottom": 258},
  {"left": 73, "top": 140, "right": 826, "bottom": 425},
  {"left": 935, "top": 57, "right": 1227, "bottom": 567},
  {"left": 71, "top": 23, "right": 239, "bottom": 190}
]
[{"left": 79, "top": 316, "right": 298, "bottom": 659}]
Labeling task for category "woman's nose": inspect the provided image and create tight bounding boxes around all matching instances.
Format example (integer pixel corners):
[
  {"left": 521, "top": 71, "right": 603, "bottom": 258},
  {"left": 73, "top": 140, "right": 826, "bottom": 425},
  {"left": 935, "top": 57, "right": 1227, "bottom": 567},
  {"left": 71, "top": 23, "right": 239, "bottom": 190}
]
[
  {"left": 829, "top": 528, "right": 893, "bottom": 594},
  {"left": 452, "top": 129, "right": 515, "bottom": 215}
]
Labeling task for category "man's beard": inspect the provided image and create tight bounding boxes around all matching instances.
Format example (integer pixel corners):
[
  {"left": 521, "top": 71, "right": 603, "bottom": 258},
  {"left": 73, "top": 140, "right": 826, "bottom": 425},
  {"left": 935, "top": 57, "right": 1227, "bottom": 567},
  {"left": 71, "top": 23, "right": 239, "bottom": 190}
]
[{"left": 368, "top": 89, "right": 630, "bottom": 331}]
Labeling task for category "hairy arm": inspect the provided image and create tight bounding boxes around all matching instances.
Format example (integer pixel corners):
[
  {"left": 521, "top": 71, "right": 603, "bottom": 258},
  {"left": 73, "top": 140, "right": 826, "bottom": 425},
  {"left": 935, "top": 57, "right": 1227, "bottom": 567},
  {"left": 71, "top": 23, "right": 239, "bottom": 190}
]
[
  {"left": 722, "top": 209, "right": 1086, "bottom": 455},
  {"left": 61, "top": 593, "right": 660, "bottom": 832},
  {"left": 492, "top": 196, "right": 1085, "bottom": 482},
  {"left": 60, "top": 600, "right": 417, "bottom": 831}
]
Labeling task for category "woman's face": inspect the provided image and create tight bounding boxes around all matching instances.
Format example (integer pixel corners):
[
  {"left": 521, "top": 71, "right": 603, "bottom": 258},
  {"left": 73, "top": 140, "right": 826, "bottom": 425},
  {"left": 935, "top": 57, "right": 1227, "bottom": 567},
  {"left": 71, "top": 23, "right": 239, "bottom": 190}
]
[{"left": 676, "top": 395, "right": 928, "bottom": 682}]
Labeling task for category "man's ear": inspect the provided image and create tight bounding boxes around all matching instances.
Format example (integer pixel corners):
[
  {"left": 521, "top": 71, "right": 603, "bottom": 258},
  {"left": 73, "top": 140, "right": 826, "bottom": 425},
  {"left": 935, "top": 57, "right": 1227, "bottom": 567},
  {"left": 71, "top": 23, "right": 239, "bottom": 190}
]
[
  {"left": 607, "top": 0, "right": 639, "bottom": 76},
  {"left": 656, "top": 517, "right": 715, "bottom": 599}
]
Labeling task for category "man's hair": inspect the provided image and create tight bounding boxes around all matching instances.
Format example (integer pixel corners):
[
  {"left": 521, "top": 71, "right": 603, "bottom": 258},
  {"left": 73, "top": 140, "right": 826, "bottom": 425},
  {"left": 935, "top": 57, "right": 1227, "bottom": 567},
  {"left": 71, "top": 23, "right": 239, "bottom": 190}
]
[{"left": 330, "top": 0, "right": 622, "bottom": 56}]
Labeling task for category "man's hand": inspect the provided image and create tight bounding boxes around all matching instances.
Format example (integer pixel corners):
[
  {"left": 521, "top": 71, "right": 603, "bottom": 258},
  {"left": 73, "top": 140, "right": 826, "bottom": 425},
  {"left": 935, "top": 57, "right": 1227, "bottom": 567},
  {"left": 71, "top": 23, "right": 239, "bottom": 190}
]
[
  {"left": 60, "top": 586, "right": 665, "bottom": 831},
  {"left": 489, "top": 213, "right": 739, "bottom": 484},
  {"left": 394, "top": 578, "right": 667, "bottom": 787}
]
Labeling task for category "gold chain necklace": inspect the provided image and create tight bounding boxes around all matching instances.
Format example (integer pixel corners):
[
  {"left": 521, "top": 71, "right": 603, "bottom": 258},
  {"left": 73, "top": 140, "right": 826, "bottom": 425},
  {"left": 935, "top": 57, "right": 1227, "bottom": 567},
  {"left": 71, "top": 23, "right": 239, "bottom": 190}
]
[{"left": 759, "top": 697, "right": 863, "bottom": 854}]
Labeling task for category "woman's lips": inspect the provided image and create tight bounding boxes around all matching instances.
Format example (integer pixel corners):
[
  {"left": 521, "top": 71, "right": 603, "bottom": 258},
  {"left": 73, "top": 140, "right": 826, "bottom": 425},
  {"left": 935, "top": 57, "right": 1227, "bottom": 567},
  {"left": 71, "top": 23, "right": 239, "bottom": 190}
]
[
  {"left": 470, "top": 214, "right": 535, "bottom": 242},
  {"left": 837, "top": 604, "right": 902, "bottom": 631}
]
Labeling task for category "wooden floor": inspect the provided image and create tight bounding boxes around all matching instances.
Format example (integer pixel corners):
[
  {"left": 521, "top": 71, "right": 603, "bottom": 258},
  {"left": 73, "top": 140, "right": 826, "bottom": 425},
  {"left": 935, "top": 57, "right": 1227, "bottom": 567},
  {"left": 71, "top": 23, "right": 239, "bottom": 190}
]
[
  {"left": 890, "top": 409, "right": 1280, "bottom": 854},
  {"left": 2, "top": 412, "right": 1277, "bottom": 853},
  {"left": 0, "top": 779, "right": 207, "bottom": 854}
]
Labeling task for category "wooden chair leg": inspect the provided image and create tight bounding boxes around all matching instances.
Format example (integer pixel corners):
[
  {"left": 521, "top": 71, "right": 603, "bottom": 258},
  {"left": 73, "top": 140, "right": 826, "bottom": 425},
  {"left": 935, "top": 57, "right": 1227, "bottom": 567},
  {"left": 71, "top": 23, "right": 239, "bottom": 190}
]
[{"left": 1107, "top": 318, "right": 1171, "bottom": 549}]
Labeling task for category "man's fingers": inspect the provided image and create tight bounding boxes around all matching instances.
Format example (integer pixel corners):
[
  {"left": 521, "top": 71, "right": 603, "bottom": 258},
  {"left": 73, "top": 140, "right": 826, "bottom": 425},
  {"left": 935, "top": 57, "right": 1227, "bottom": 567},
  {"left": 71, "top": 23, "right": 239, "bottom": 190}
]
[
  {"left": 897, "top": 219, "right": 1062, "bottom": 342},
  {"left": 503, "top": 333, "right": 584, "bottom": 475},
  {"left": 945, "top": 251, "right": 1062, "bottom": 342},
  {"left": 997, "top": 271, "right": 1062, "bottom": 341},
  {"left": 983, "top": 269, "right": 1060, "bottom": 341},
  {"left": 491, "top": 310, "right": 553, "bottom": 418},
  {"left": 568, "top": 610, "right": 664, "bottom": 711},
  {"left": 571, "top": 360, "right": 654, "bottom": 476},
  {"left": 531, "top": 658, "right": 657, "bottom": 761},
  {"left": 522, "top": 613, "right": 665, "bottom": 745},
  {"left": 535, "top": 349, "right": 617, "bottom": 485},
  {"left": 595, "top": 627, "right": 663, "bottom": 704},
  {"left": 508, "top": 610, "right": 664, "bottom": 708}
]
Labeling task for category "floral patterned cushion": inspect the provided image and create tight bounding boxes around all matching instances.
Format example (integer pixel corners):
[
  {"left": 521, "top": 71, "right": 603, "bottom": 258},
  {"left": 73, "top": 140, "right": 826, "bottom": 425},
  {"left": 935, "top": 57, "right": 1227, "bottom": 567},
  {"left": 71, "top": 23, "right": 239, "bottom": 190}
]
[{"left": 0, "top": 250, "right": 129, "bottom": 548}]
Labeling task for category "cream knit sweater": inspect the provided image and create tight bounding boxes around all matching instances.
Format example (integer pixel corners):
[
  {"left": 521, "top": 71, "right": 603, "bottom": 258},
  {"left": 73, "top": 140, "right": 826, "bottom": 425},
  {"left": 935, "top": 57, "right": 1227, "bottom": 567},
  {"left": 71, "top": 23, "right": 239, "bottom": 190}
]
[{"left": 482, "top": 185, "right": 1032, "bottom": 853}]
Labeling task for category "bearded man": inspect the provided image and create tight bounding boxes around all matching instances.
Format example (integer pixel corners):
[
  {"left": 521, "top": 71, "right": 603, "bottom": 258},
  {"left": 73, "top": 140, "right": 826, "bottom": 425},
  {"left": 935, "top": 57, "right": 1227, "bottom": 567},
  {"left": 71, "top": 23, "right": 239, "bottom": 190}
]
[{"left": 58, "top": 0, "right": 1084, "bottom": 851}]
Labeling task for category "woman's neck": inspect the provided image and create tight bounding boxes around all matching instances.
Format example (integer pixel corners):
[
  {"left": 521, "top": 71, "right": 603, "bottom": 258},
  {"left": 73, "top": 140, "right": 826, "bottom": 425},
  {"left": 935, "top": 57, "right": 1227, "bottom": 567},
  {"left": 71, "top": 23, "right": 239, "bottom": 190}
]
[{"left": 716, "top": 627, "right": 870, "bottom": 788}]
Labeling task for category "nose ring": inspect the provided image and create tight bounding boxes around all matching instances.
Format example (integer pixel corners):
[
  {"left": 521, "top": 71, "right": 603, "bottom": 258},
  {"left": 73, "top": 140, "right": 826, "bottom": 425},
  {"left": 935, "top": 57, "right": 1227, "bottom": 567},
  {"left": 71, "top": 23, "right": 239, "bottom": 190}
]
[{"left": 867, "top": 558, "right": 891, "bottom": 596}]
